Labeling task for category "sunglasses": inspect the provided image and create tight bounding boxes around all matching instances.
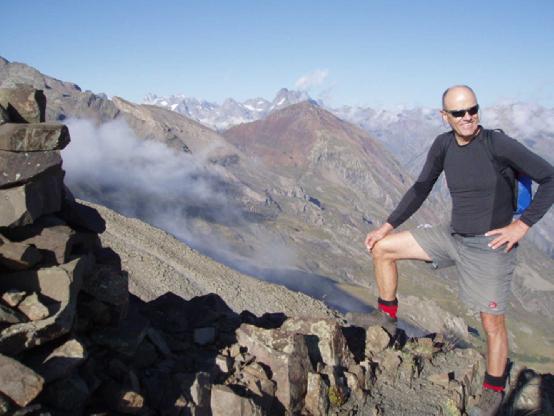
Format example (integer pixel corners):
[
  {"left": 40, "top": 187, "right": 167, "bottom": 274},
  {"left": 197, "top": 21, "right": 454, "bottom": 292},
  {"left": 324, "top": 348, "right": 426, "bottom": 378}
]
[{"left": 444, "top": 104, "right": 479, "bottom": 118}]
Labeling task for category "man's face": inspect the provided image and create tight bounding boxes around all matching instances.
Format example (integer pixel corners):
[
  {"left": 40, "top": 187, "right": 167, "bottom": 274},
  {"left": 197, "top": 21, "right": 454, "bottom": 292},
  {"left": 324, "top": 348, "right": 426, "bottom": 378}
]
[{"left": 441, "top": 88, "right": 480, "bottom": 140}]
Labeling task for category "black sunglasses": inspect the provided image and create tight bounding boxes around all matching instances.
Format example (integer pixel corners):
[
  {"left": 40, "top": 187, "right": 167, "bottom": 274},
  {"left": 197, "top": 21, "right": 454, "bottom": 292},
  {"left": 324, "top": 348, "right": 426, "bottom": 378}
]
[{"left": 444, "top": 104, "right": 479, "bottom": 118}]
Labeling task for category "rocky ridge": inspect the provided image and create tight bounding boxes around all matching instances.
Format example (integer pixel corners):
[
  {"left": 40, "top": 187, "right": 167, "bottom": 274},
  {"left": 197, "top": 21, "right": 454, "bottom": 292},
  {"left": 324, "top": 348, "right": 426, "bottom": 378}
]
[{"left": 0, "top": 85, "right": 552, "bottom": 415}]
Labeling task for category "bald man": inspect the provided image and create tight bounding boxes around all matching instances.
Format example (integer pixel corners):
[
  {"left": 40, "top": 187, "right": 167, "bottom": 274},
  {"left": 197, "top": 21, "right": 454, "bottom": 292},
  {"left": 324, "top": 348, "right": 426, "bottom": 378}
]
[{"left": 364, "top": 85, "right": 554, "bottom": 416}]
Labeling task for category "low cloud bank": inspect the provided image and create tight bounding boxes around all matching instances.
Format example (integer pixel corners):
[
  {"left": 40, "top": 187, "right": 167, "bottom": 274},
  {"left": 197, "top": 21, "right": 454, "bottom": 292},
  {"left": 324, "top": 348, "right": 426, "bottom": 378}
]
[{"left": 62, "top": 118, "right": 298, "bottom": 271}]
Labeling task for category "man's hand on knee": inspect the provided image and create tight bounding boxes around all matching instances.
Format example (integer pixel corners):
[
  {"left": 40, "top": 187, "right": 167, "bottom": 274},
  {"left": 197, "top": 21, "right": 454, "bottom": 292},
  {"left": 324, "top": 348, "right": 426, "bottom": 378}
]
[{"left": 365, "top": 223, "right": 394, "bottom": 253}]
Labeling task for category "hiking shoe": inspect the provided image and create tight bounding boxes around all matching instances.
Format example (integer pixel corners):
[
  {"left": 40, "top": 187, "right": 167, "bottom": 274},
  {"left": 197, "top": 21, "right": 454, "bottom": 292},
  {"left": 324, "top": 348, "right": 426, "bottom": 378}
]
[
  {"left": 468, "top": 388, "right": 504, "bottom": 416},
  {"left": 346, "top": 309, "right": 397, "bottom": 336}
]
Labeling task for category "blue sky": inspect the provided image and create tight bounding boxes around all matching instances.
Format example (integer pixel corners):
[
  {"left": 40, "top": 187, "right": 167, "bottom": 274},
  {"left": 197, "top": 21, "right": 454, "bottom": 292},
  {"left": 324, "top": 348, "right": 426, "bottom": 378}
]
[{"left": 2, "top": 1, "right": 553, "bottom": 108}]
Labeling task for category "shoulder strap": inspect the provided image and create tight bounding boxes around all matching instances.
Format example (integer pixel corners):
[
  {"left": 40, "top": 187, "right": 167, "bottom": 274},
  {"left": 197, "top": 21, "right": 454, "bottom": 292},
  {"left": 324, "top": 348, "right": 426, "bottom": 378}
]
[{"left": 483, "top": 128, "right": 517, "bottom": 208}]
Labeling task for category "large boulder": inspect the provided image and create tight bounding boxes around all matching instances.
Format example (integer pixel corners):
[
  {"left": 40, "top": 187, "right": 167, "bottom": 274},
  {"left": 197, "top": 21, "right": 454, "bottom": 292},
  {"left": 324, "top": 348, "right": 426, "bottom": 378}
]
[
  {"left": 0, "top": 168, "right": 64, "bottom": 227},
  {"left": 3, "top": 216, "right": 100, "bottom": 265},
  {"left": 0, "top": 85, "right": 45, "bottom": 123},
  {"left": 0, "top": 149, "right": 61, "bottom": 188},
  {"left": 35, "top": 338, "right": 87, "bottom": 382},
  {"left": 0, "top": 255, "right": 92, "bottom": 355},
  {"left": 210, "top": 384, "right": 264, "bottom": 416},
  {"left": 0, "top": 353, "right": 44, "bottom": 407},
  {"left": 0, "top": 122, "right": 70, "bottom": 151},
  {"left": 235, "top": 324, "right": 311, "bottom": 413},
  {"left": 281, "top": 317, "right": 355, "bottom": 368}
]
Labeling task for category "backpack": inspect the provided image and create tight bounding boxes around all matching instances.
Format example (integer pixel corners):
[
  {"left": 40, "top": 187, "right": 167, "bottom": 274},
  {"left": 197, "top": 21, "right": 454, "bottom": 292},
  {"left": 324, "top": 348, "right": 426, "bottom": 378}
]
[{"left": 482, "top": 129, "right": 533, "bottom": 215}]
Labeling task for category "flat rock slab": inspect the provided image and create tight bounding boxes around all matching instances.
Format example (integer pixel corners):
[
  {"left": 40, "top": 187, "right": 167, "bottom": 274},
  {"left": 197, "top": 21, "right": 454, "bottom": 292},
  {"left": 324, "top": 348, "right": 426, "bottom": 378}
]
[
  {"left": 0, "top": 169, "right": 63, "bottom": 227},
  {"left": 0, "top": 149, "right": 61, "bottom": 188},
  {"left": 0, "top": 86, "right": 46, "bottom": 123},
  {"left": 0, "top": 123, "right": 70, "bottom": 151},
  {"left": 0, "top": 237, "right": 41, "bottom": 270},
  {"left": 0, "top": 353, "right": 44, "bottom": 407}
]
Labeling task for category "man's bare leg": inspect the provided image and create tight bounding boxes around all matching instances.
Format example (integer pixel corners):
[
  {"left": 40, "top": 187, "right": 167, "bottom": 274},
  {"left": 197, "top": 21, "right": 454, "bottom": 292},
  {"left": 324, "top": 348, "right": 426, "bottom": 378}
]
[
  {"left": 370, "top": 231, "right": 432, "bottom": 301},
  {"left": 481, "top": 312, "right": 509, "bottom": 377}
]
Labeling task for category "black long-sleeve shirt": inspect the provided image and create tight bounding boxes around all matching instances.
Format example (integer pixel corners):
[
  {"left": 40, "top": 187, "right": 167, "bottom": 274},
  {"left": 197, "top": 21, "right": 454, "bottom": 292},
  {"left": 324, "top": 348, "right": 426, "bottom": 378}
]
[{"left": 387, "top": 128, "right": 554, "bottom": 234}]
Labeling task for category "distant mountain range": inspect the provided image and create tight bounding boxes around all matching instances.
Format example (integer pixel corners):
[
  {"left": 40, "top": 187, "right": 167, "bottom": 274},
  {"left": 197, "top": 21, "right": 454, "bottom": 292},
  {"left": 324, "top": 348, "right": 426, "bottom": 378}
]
[{"left": 143, "top": 88, "right": 317, "bottom": 131}]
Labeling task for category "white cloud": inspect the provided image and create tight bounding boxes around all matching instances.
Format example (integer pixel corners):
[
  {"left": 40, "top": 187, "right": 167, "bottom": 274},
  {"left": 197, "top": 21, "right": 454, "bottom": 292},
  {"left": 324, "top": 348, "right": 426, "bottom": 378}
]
[{"left": 295, "top": 69, "right": 329, "bottom": 90}]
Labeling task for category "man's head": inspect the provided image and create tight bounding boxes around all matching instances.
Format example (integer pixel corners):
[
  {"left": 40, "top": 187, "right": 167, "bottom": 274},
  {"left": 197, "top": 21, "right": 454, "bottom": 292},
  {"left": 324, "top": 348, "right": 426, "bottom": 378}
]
[{"left": 441, "top": 85, "right": 480, "bottom": 142}]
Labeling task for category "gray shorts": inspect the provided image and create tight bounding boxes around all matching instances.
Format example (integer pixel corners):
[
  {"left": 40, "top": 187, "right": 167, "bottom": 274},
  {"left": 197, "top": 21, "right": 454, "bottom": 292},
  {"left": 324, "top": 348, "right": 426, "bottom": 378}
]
[{"left": 410, "top": 225, "right": 517, "bottom": 315}]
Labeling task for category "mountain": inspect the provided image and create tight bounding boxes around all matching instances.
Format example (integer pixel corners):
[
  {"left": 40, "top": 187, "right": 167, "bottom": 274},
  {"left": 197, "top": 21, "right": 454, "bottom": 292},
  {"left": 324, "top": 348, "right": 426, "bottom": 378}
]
[
  {"left": 1, "top": 56, "right": 553, "bottom": 370},
  {"left": 143, "top": 88, "right": 312, "bottom": 130}
]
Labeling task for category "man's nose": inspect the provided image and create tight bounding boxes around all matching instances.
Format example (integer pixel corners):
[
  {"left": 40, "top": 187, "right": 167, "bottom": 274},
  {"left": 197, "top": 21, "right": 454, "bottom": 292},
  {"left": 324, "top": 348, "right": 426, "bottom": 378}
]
[{"left": 462, "top": 111, "right": 473, "bottom": 121}]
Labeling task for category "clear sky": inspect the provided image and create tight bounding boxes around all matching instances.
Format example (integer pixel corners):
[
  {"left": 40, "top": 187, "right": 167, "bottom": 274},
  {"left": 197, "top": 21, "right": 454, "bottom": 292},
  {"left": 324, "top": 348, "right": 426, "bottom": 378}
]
[{"left": 2, "top": 0, "right": 554, "bottom": 108}]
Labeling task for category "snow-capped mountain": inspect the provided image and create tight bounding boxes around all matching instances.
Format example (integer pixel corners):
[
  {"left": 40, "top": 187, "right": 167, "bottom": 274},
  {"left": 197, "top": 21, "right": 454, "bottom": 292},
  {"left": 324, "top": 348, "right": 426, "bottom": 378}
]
[{"left": 143, "top": 88, "right": 313, "bottom": 131}]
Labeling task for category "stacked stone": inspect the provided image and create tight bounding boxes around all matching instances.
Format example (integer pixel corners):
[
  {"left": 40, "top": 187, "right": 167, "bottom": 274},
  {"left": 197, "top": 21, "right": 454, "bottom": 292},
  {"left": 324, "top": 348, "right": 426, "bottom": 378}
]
[{"left": 0, "top": 85, "right": 128, "bottom": 414}]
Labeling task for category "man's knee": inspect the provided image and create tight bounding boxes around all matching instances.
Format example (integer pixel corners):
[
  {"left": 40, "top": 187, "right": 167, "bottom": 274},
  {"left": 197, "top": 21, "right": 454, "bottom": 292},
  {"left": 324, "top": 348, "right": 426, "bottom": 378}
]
[
  {"left": 481, "top": 313, "right": 506, "bottom": 336},
  {"left": 372, "top": 237, "right": 399, "bottom": 261}
]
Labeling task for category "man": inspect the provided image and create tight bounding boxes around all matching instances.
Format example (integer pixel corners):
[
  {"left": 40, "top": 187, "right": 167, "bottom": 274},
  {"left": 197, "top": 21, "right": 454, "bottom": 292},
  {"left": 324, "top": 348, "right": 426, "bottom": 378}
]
[{"left": 364, "top": 85, "right": 554, "bottom": 416}]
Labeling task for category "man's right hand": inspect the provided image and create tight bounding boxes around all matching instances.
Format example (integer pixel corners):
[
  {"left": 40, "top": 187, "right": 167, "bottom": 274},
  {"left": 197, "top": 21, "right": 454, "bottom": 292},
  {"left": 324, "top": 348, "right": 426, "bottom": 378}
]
[{"left": 364, "top": 223, "right": 394, "bottom": 253}]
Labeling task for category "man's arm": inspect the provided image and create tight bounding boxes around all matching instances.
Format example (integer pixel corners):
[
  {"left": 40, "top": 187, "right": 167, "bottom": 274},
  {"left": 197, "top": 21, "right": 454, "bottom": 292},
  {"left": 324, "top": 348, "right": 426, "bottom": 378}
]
[
  {"left": 486, "top": 132, "right": 554, "bottom": 252},
  {"left": 365, "top": 134, "right": 447, "bottom": 251}
]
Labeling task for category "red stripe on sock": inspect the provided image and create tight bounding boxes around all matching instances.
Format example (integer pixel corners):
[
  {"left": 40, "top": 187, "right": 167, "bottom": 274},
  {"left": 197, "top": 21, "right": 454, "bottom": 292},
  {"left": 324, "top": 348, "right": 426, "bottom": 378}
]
[
  {"left": 379, "top": 303, "right": 398, "bottom": 319},
  {"left": 483, "top": 382, "right": 505, "bottom": 392}
]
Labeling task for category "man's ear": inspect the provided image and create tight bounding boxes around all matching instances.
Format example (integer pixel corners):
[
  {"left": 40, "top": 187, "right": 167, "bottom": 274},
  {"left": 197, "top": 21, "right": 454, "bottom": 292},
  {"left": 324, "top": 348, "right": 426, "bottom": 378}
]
[{"left": 440, "top": 110, "right": 449, "bottom": 125}]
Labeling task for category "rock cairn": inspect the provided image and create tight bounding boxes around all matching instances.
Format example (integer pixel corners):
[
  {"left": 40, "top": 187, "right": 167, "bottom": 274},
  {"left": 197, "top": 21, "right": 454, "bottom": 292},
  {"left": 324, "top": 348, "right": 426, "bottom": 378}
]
[{"left": 0, "top": 85, "right": 551, "bottom": 415}]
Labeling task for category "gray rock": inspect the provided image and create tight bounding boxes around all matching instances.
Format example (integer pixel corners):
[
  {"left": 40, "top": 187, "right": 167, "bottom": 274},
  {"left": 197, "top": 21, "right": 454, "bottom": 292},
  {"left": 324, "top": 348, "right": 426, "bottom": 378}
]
[
  {"left": 0, "top": 353, "right": 44, "bottom": 407},
  {"left": 194, "top": 327, "right": 216, "bottom": 346},
  {"left": 0, "top": 303, "right": 28, "bottom": 324},
  {"left": 0, "top": 169, "right": 64, "bottom": 228},
  {"left": 0, "top": 255, "right": 91, "bottom": 355},
  {"left": 236, "top": 324, "right": 310, "bottom": 413},
  {"left": 0, "top": 237, "right": 41, "bottom": 270},
  {"left": 145, "top": 327, "right": 171, "bottom": 357},
  {"left": 99, "top": 380, "right": 145, "bottom": 415},
  {"left": 41, "top": 374, "right": 89, "bottom": 411},
  {"left": 304, "top": 372, "right": 329, "bottom": 416},
  {"left": 17, "top": 293, "right": 49, "bottom": 321},
  {"left": 215, "top": 354, "right": 232, "bottom": 374},
  {"left": 5, "top": 216, "right": 101, "bottom": 265},
  {"left": 0, "top": 122, "right": 70, "bottom": 151},
  {"left": 37, "top": 338, "right": 86, "bottom": 382},
  {"left": 91, "top": 311, "right": 149, "bottom": 357},
  {"left": 1, "top": 289, "right": 27, "bottom": 307},
  {"left": 239, "top": 362, "right": 276, "bottom": 411},
  {"left": 82, "top": 265, "right": 128, "bottom": 316},
  {"left": 281, "top": 317, "right": 355, "bottom": 368},
  {"left": 365, "top": 326, "right": 391, "bottom": 357},
  {"left": 210, "top": 384, "right": 264, "bottom": 416},
  {"left": 0, "top": 85, "right": 45, "bottom": 123},
  {"left": 0, "top": 149, "right": 61, "bottom": 188},
  {"left": 189, "top": 372, "right": 211, "bottom": 411}
]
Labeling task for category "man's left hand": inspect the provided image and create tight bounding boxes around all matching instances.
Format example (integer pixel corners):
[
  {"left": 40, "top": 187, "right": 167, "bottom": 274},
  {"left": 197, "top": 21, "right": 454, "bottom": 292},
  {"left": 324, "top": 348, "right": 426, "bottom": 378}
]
[{"left": 485, "top": 220, "right": 530, "bottom": 252}]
